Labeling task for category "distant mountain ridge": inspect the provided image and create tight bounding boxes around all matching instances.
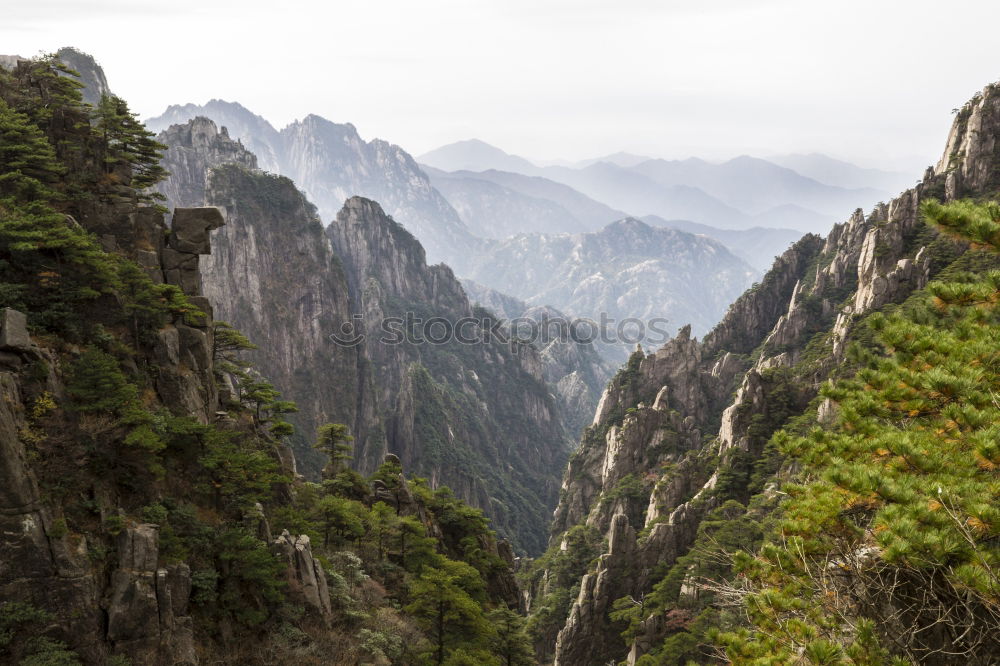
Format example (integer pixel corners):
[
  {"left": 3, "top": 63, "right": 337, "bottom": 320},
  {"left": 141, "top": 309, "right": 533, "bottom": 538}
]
[
  {"left": 418, "top": 138, "right": 538, "bottom": 173},
  {"left": 420, "top": 139, "right": 898, "bottom": 234},
  {"left": 423, "top": 165, "right": 629, "bottom": 237},
  {"left": 146, "top": 101, "right": 477, "bottom": 270},
  {"left": 769, "top": 151, "right": 912, "bottom": 191},
  {"left": 424, "top": 166, "right": 802, "bottom": 270},
  {"left": 642, "top": 215, "right": 803, "bottom": 271},
  {"left": 464, "top": 217, "right": 757, "bottom": 343},
  {"left": 629, "top": 154, "right": 886, "bottom": 217},
  {"left": 424, "top": 168, "right": 584, "bottom": 237}
]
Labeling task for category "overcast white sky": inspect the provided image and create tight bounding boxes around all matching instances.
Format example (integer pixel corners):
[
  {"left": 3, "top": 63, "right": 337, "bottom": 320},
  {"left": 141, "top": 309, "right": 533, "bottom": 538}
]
[{"left": 4, "top": 0, "right": 1000, "bottom": 172}]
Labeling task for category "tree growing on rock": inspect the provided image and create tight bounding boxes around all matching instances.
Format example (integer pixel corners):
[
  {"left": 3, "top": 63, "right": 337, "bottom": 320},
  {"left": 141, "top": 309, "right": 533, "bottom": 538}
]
[{"left": 315, "top": 422, "right": 354, "bottom": 476}]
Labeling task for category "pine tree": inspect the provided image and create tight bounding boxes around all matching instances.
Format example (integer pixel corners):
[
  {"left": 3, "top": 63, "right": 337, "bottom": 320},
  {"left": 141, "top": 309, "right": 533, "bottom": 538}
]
[
  {"left": 719, "top": 199, "right": 1000, "bottom": 663},
  {"left": 92, "top": 93, "right": 168, "bottom": 195},
  {"left": 65, "top": 348, "right": 138, "bottom": 414},
  {"left": 404, "top": 565, "right": 493, "bottom": 664},
  {"left": 213, "top": 321, "right": 257, "bottom": 362},
  {"left": 315, "top": 422, "right": 354, "bottom": 475},
  {"left": 0, "top": 98, "right": 64, "bottom": 201},
  {"left": 315, "top": 495, "right": 365, "bottom": 546},
  {"left": 488, "top": 605, "right": 534, "bottom": 666}
]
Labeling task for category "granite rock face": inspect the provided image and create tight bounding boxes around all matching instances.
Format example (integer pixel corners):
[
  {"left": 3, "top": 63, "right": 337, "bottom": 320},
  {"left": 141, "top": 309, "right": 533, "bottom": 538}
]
[
  {"left": 0, "top": 308, "right": 31, "bottom": 351},
  {"left": 0, "top": 202, "right": 216, "bottom": 664},
  {"left": 156, "top": 206, "right": 225, "bottom": 423},
  {"left": 538, "top": 83, "right": 1000, "bottom": 664},
  {"left": 106, "top": 525, "right": 196, "bottom": 664},
  {"left": 327, "top": 197, "right": 572, "bottom": 554},
  {"left": 201, "top": 163, "right": 381, "bottom": 475},
  {"left": 56, "top": 47, "right": 110, "bottom": 106},
  {"left": 0, "top": 196, "right": 320, "bottom": 664},
  {"left": 0, "top": 366, "right": 106, "bottom": 662},
  {"left": 935, "top": 82, "right": 1000, "bottom": 197},
  {"left": 158, "top": 120, "right": 383, "bottom": 475},
  {"left": 0, "top": 54, "right": 23, "bottom": 71},
  {"left": 272, "top": 531, "right": 333, "bottom": 622}
]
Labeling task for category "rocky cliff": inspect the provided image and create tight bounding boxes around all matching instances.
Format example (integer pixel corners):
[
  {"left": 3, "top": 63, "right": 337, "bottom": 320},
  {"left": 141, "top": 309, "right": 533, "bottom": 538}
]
[
  {"left": 156, "top": 117, "right": 381, "bottom": 476},
  {"left": 0, "top": 62, "right": 520, "bottom": 657},
  {"left": 461, "top": 281, "right": 618, "bottom": 440},
  {"left": 156, "top": 118, "right": 259, "bottom": 208},
  {"left": 0, "top": 196, "right": 334, "bottom": 663},
  {"left": 146, "top": 101, "right": 477, "bottom": 270},
  {"left": 529, "top": 83, "right": 1000, "bottom": 665},
  {"left": 55, "top": 47, "right": 109, "bottom": 106},
  {"left": 327, "top": 197, "right": 572, "bottom": 554},
  {"left": 156, "top": 118, "right": 572, "bottom": 553}
]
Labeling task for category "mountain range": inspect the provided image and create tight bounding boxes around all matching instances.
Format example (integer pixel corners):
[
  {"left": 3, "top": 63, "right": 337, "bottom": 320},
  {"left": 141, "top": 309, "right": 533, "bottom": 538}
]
[
  {"left": 4, "top": 44, "right": 998, "bottom": 666},
  {"left": 418, "top": 139, "right": 904, "bottom": 233},
  {"left": 154, "top": 116, "right": 572, "bottom": 553},
  {"left": 144, "top": 101, "right": 764, "bottom": 352},
  {"left": 146, "top": 102, "right": 476, "bottom": 270},
  {"left": 462, "top": 218, "right": 756, "bottom": 341}
]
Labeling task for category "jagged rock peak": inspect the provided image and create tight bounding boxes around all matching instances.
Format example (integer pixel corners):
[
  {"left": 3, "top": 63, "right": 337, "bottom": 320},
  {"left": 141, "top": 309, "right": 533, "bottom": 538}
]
[
  {"left": 157, "top": 117, "right": 259, "bottom": 210},
  {"left": 0, "top": 54, "right": 24, "bottom": 71},
  {"left": 56, "top": 47, "right": 110, "bottom": 106},
  {"left": 1, "top": 48, "right": 110, "bottom": 105},
  {"left": 701, "top": 233, "right": 824, "bottom": 358},
  {"left": 934, "top": 82, "right": 1000, "bottom": 200},
  {"left": 145, "top": 99, "right": 475, "bottom": 269},
  {"left": 327, "top": 195, "right": 464, "bottom": 312},
  {"left": 164, "top": 117, "right": 252, "bottom": 155}
]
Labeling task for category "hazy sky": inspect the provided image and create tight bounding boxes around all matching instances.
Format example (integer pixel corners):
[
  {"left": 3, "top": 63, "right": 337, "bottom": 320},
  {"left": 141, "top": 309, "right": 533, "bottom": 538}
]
[{"left": 5, "top": 0, "right": 1000, "bottom": 173}]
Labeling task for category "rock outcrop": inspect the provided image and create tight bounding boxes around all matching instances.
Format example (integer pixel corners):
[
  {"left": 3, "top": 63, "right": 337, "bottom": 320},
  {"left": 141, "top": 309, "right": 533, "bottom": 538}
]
[
  {"left": 106, "top": 525, "right": 196, "bottom": 664},
  {"left": 0, "top": 197, "right": 322, "bottom": 664},
  {"left": 156, "top": 206, "right": 225, "bottom": 423},
  {"left": 0, "top": 205, "right": 215, "bottom": 666},
  {"left": 200, "top": 162, "right": 382, "bottom": 475},
  {"left": 459, "top": 283, "right": 617, "bottom": 439},
  {"left": 157, "top": 117, "right": 258, "bottom": 210},
  {"left": 0, "top": 361, "right": 105, "bottom": 662},
  {"left": 56, "top": 47, "right": 110, "bottom": 106},
  {"left": 272, "top": 531, "right": 333, "bottom": 622},
  {"left": 0, "top": 307, "right": 31, "bottom": 351},
  {"left": 935, "top": 82, "right": 1000, "bottom": 197},
  {"left": 157, "top": 120, "right": 385, "bottom": 473}
]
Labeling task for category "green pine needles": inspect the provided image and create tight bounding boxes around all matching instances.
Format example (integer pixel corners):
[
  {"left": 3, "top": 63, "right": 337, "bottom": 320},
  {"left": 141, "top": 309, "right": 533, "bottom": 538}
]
[{"left": 718, "top": 199, "right": 1000, "bottom": 664}]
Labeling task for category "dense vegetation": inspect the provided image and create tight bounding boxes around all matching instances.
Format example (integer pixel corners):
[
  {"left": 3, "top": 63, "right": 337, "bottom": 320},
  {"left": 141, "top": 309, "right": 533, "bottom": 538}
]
[
  {"left": 0, "top": 55, "right": 529, "bottom": 665},
  {"left": 716, "top": 200, "right": 1000, "bottom": 664}
]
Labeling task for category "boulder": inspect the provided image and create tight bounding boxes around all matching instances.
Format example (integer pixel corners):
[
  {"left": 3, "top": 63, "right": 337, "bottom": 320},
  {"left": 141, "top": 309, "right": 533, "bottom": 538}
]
[
  {"left": 0, "top": 308, "right": 31, "bottom": 351},
  {"left": 170, "top": 207, "right": 225, "bottom": 254}
]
